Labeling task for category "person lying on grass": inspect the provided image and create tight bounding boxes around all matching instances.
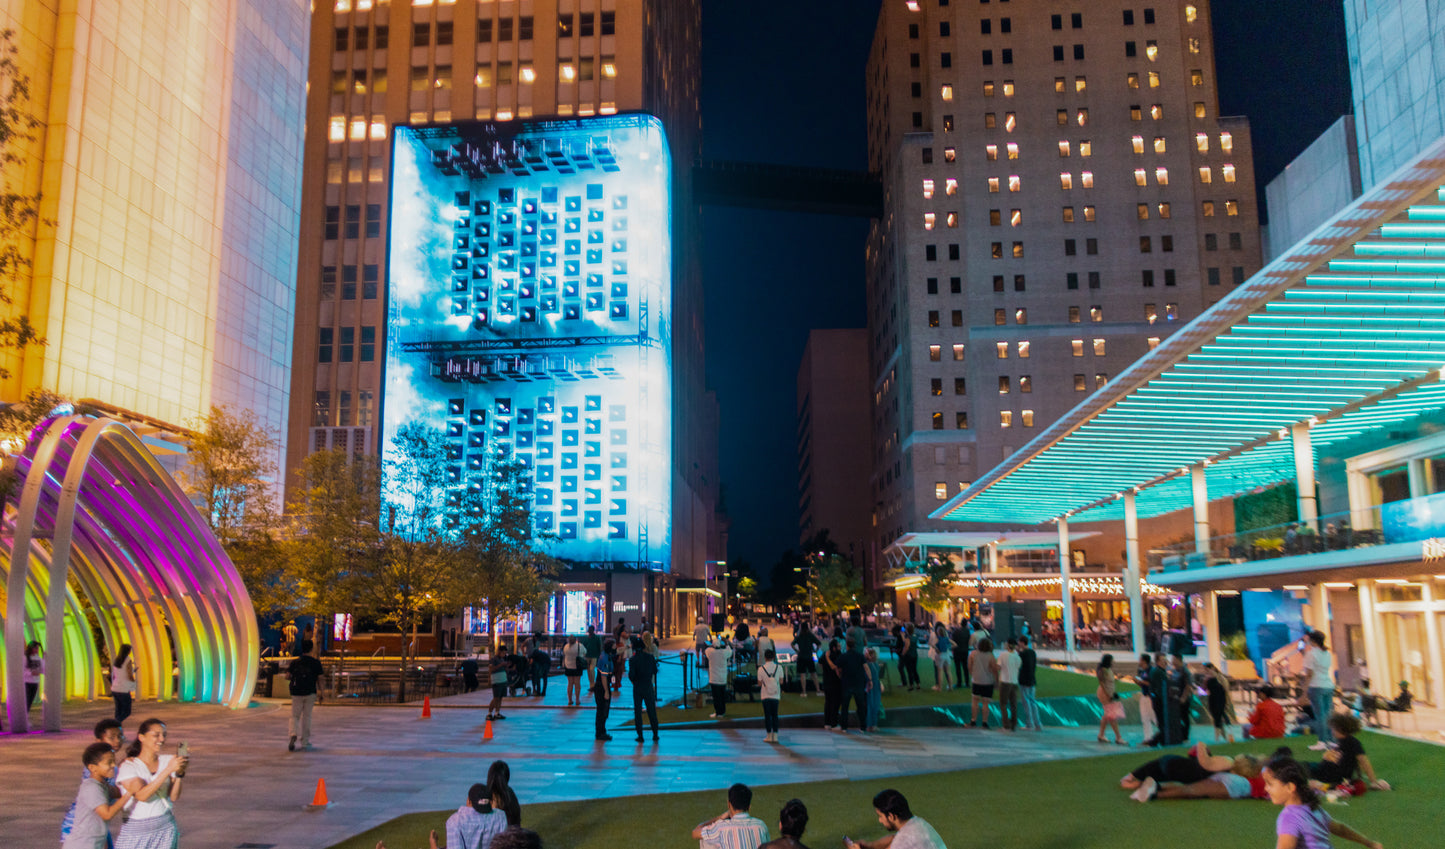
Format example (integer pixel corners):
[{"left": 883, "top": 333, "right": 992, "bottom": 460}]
[{"left": 1121, "top": 742, "right": 1285, "bottom": 802}]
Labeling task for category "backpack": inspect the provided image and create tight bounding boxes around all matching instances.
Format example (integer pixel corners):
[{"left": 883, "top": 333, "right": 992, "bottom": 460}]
[{"left": 289, "top": 658, "right": 320, "bottom": 694}]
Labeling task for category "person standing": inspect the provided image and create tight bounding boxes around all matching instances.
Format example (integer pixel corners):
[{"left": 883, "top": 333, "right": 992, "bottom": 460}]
[
  {"left": 967, "top": 638, "right": 999, "bottom": 728},
  {"left": 844, "top": 789, "right": 947, "bottom": 849},
  {"left": 487, "top": 651, "right": 509, "bottom": 721},
  {"left": 838, "top": 639, "right": 869, "bottom": 732},
  {"left": 693, "top": 617, "right": 712, "bottom": 657},
  {"left": 286, "top": 640, "right": 325, "bottom": 752},
  {"left": 758, "top": 648, "right": 784, "bottom": 743},
  {"left": 791, "top": 623, "right": 820, "bottom": 697},
  {"left": 1017, "top": 636, "right": 1042, "bottom": 731},
  {"left": 593, "top": 640, "right": 614, "bottom": 741},
  {"left": 996, "top": 639, "right": 1022, "bottom": 731},
  {"left": 1095, "top": 653, "right": 1127, "bottom": 745},
  {"left": 114, "top": 718, "right": 187, "bottom": 849},
  {"left": 23, "top": 641, "right": 44, "bottom": 710},
  {"left": 930, "top": 624, "right": 954, "bottom": 691},
  {"left": 460, "top": 653, "right": 480, "bottom": 694},
  {"left": 756, "top": 626, "right": 776, "bottom": 662},
  {"left": 582, "top": 625, "right": 602, "bottom": 694},
  {"left": 281, "top": 620, "right": 298, "bottom": 654},
  {"left": 864, "top": 647, "right": 884, "bottom": 732},
  {"left": 900, "top": 625, "right": 921, "bottom": 691},
  {"left": 110, "top": 644, "right": 137, "bottom": 727},
  {"left": 1169, "top": 654, "right": 1194, "bottom": 743},
  {"left": 821, "top": 639, "right": 843, "bottom": 730},
  {"left": 1204, "top": 662, "right": 1234, "bottom": 742},
  {"left": 612, "top": 628, "right": 631, "bottom": 695},
  {"left": 528, "top": 641, "right": 550, "bottom": 698},
  {"left": 562, "top": 636, "right": 584, "bottom": 706},
  {"left": 63, "top": 742, "right": 134, "bottom": 849},
  {"left": 1304, "top": 630, "right": 1336, "bottom": 747},
  {"left": 846, "top": 614, "right": 868, "bottom": 659},
  {"left": 951, "top": 621, "right": 971, "bottom": 688},
  {"left": 630, "top": 633, "right": 660, "bottom": 742},
  {"left": 1135, "top": 654, "right": 1158, "bottom": 745},
  {"left": 1149, "top": 652, "right": 1175, "bottom": 745},
  {"left": 706, "top": 637, "right": 733, "bottom": 718}
]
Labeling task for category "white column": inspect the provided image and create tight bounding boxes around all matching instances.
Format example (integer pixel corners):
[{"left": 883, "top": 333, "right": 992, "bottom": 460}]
[
  {"left": 986, "top": 542, "right": 999, "bottom": 573},
  {"left": 1292, "top": 422, "right": 1319, "bottom": 530},
  {"left": 1058, "top": 518, "right": 1076, "bottom": 658},
  {"left": 1203, "top": 591, "right": 1223, "bottom": 670},
  {"left": 1192, "top": 464, "right": 1210, "bottom": 555},
  {"left": 1124, "top": 490, "right": 1146, "bottom": 655},
  {"left": 1358, "top": 580, "right": 1387, "bottom": 686},
  {"left": 1421, "top": 580, "right": 1445, "bottom": 707},
  {"left": 1306, "top": 584, "right": 1330, "bottom": 636}
]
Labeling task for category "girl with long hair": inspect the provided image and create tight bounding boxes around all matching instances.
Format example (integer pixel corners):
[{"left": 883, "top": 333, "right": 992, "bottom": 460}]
[
  {"left": 114, "top": 718, "right": 187, "bottom": 849},
  {"left": 1096, "top": 654, "right": 1127, "bottom": 745},
  {"left": 111, "top": 645, "right": 137, "bottom": 725},
  {"left": 1262, "top": 756, "right": 1382, "bottom": 848}
]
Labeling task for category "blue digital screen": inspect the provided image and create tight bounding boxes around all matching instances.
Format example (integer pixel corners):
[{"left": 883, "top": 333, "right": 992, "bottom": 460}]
[
  {"left": 384, "top": 115, "right": 672, "bottom": 571},
  {"left": 1381, "top": 490, "right": 1445, "bottom": 544}
]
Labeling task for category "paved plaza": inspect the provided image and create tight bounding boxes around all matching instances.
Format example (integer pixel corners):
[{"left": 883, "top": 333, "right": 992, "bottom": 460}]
[{"left": 6, "top": 654, "right": 1139, "bottom": 849}]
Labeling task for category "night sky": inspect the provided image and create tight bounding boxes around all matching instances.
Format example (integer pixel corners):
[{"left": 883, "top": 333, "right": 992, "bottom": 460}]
[{"left": 698, "top": 0, "right": 1352, "bottom": 576}]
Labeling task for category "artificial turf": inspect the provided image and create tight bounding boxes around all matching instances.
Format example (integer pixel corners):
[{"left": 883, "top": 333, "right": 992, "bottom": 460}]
[
  {"left": 330, "top": 731, "right": 1442, "bottom": 849},
  {"left": 633, "top": 661, "right": 1132, "bottom": 726}
]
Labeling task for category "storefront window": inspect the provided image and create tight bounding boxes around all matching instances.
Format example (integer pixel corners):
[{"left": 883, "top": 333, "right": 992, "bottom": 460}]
[{"left": 1372, "top": 464, "right": 1411, "bottom": 505}]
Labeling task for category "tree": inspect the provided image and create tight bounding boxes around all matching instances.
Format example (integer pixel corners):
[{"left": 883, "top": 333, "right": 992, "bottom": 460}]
[
  {"left": 792, "top": 554, "right": 862, "bottom": 617},
  {"left": 0, "top": 30, "right": 46, "bottom": 377},
  {"left": 916, "top": 555, "right": 960, "bottom": 615},
  {"left": 0, "top": 388, "right": 67, "bottom": 503},
  {"left": 181, "top": 406, "right": 298, "bottom": 623},
  {"left": 454, "top": 459, "right": 558, "bottom": 651}
]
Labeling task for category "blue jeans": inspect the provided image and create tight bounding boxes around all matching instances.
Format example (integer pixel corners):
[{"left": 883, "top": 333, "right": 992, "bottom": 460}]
[
  {"left": 1020, "top": 685, "right": 1042, "bottom": 729},
  {"left": 1309, "top": 686, "right": 1334, "bottom": 742}
]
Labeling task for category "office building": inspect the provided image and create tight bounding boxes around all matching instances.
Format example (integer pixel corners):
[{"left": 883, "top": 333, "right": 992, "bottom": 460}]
[
  {"left": 291, "top": 0, "right": 719, "bottom": 634},
  {"left": 0, "top": 0, "right": 308, "bottom": 468},
  {"left": 796, "top": 329, "right": 872, "bottom": 581},
  {"left": 863, "top": 0, "right": 1262, "bottom": 575}
]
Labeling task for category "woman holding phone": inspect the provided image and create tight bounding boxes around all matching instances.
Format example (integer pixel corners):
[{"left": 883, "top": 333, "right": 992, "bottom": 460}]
[{"left": 115, "top": 718, "right": 187, "bottom": 848}]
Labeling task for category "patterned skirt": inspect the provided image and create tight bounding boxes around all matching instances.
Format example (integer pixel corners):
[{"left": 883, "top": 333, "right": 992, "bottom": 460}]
[{"left": 116, "top": 813, "right": 180, "bottom": 849}]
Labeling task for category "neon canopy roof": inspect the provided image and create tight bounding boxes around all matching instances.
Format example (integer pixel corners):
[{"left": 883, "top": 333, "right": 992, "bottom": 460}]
[{"left": 934, "top": 139, "right": 1445, "bottom": 526}]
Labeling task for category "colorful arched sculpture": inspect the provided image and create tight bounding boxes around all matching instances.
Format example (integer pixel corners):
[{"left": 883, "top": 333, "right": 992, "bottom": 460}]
[{"left": 2, "top": 416, "right": 258, "bottom": 732}]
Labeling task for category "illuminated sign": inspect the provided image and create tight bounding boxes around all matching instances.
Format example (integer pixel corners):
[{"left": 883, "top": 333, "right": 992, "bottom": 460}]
[
  {"left": 1423, "top": 537, "right": 1445, "bottom": 561},
  {"left": 385, "top": 116, "right": 672, "bottom": 571}
]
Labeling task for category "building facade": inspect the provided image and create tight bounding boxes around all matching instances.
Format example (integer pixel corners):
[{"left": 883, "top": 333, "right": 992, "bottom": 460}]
[
  {"left": 863, "top": 0, "right": 1262, "bottom": 576},
  {"left": 0, "top": 0, "right": 308, "bottom": 468},
  {"left": 796, "top": 329, "right": 872, "bottom": 581},
  {"left": 291, "top": 0, "right": 719, "bottom": 632}
]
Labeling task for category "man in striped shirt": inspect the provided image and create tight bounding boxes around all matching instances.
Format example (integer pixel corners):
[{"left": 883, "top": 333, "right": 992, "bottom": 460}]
[{"left": 692, "top": 783, "right": 770, "bottom": 849}]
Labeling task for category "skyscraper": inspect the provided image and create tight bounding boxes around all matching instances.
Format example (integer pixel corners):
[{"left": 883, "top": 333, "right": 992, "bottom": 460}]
[
  {"left": 290, "top": 0, "right": 719, "bottom": 625},
  {"left": 796, "top": 329, "right": 872, "bottom": 579},
  {"left": 0, "top": 0, "right": 308, "bottom": 467},
  {"left": 864, "top": 0, "right": 1262, "bottom": 571}
]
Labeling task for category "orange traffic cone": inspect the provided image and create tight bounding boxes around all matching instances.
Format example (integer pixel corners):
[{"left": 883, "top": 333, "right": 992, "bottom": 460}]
[
  {"left": 483, "top": 718, "right": 494, "bottom": 741},
  {"left": 421, "top": 696, "right": 432, "bottom": 718},
  {"left": 306, "top": 778, "right": 330, "bottom": 809}
]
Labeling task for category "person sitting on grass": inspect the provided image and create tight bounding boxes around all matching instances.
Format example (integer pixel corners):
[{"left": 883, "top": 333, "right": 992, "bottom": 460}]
[
  {"left": 1262, "top": 756, "right": 1383, "bottom": 849},
  {"left": 759, "top": 798, "right": 811, "bottom": 849},
  {"left": 1243, "top": 686, "right": 1286, "bottom": 739},
  {"left": 375, "top": 825, "right": 541, "bottom": 849},
  {"left": 844, "top": 788, "right": 947, "bottom": 849},
  {"left": 692, "top": 783, "right": 770, "bottom": 849},
  {"left": 1304, "top": 714, "right": 1390, "bottom": 792},
  {"left": 1121, "top": 742, "right": 1282, "bottom": 802},
  {"left": 445, "top": 783, "right": 508, "bottom": 849}
]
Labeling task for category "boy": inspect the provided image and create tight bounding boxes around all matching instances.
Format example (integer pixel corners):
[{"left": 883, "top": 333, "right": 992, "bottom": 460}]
[
  {"left": 63, "top": 742, "right": 134, "bottom": 849},
  {"left": 59, "top": 719, "right": 124, "bottom": 844}
]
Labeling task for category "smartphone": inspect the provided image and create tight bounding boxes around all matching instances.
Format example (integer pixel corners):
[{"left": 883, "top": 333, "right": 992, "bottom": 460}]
[{"left": 176, "top": 742, "right": 189, "bottom": 777}]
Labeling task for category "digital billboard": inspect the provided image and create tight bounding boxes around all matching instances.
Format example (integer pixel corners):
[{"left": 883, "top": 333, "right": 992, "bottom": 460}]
[{"left": 384, "top": 115, "right": 671, "bottom": 571}]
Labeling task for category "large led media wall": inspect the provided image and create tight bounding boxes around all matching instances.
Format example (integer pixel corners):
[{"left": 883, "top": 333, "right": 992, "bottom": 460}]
[{"left": 385, "top": 116, "right": 672, "bottom": 571}]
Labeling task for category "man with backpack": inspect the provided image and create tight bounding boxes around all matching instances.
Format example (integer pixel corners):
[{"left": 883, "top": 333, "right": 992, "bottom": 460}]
[{"left": 286, "top": 640, "right": 325, "bottom": 751}]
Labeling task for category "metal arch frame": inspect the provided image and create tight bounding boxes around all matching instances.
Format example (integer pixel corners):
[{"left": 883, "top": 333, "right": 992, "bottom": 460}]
[{"left": 2, "top": 416, "right": 258, "bottom": 733}]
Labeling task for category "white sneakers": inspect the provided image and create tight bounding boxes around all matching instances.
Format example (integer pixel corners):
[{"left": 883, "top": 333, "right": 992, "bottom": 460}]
[
  {"left": 1130, "top": 777, "right": 1158, "bottom": 803},
  {"left": 1309, "top": 741, "right": 1331, "bottom": 751}
]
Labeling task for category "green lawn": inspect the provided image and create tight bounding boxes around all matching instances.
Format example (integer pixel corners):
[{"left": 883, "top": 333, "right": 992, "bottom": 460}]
[
  {"left": 332, "top": 732, "right": 1440, "bottom": 849},
  {"left": 634, "top": 661, "right": 1130, "bottom": 726}
]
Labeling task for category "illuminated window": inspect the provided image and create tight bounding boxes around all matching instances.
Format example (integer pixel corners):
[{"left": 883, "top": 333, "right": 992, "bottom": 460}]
[
  {"left": 369, "top": 118, "right": 387, "bottom": 140},
  {"left": 1150, "top": 104, "right": 1163, "bottom": 120},
  {"left": 1195, "top": 102, "right": 1207, "bottom": 118},
  {"left": 1147, "top": 336, "right": 1161, "bottom": 349},
  {"left": 1007, "top": 143, "right": 1019, "bottom": 159},
  {"left": 475, "top": 68, "right": 492, "bottom": 88},
  {"left": 349, "top": 118, "right": 366, "bottom": 140},
  {"left": 932, "top": 412, "right": 944, "bottom": 430},
  {"left": 944, "top": 148, "right": 957, "bottom": 162},
  {"left": 947, "top": 212, "right": 959, "bottom": 228},
  {"left": 560, "top": 63, "right": 577, "bottom": 82},
  {"left": 1079, "top": 140, "right": 1092, "bottom": 157},
  {"left": 519, "top": 65, "right": 536, "bottom": 84},
  {"left": 1008, "top": 175, "right": 1021, "bottom": 191},
  {"left": 1149, "top": 71, "right": 1161, "bottom": 88},
  {"left": 1060, "top": 172, "right": 1073, "bottom": 190},
  {"left": 994, "top": 308, "right": 1007, "bottom": 326},
  {"left": 1076, "top": 109, "right": 1088, "bottom": 126},
  {"left": 931, "top": 379, "right": 943, "bottom": 396},
  {"left": 1090, "top": 305, "right": 1103, "bottom": 322},
  {"left": 952, "top": 344, "right": 965, "bottom": 361},
  {"left": 1012, "top": 242, "right": 1024, "bottom": 258},
  {"left": 1096, "top": 373, "right": 1108, "bottom": 389},
  {"left": 1222, "top": 163, "right": 1237, "bottom": 183},
  {"left": 1055, "top": 76, "right": 1066, "bottom": 93},
  {"left": 1158, "top": 202, "right": 1171, "bottom": 218},
  {"left": 1155, "top": 167, "right": 1169, "bottom": 185},
  {"left": 1166, "top": 303, "right": 1179, "bottom": 321},
  {"left": 1083, "top": 205, "right": 1096, "bottom": 221},
  {"left": 1003, "top": 81, "right": 1015, "bottom": 96},
  {"left": 1226, "top": 200, "right": 1239, "bottom": 216},
  {"left": 1131, "top": 105, "right": 1143, "bottom": 121},
  {"left": 1196, "top": 132, "right": 1209, "bottom": 152},
  {"left": 984, "top": 81, "right": 996, "bottom": 96},
  {"left": 1132, "top": 135, "right": 1145, "bottom": 154},
  {"left": 1153, "top": 137, "right": 1166, "bottom": 153},
  {"left": 329, "top": 115, "right": 346, "bottom": 142},
  {"left": 603, "top": 59, "right": 618, "bottom": 79},
  {"left": 1080, "top": 171, "right": 1093, "bottom": 188},
  {"left": 1202, "top": 200, "right": 1215, "bottom": 217},
  {"left": 945, "top": 178, "right": 958, "bottom": 195},
  {"left": 1191, "top": 69, "right": 1204, "bottom": 86},
  {"left": 996, "top": 342, "right": 1009, "bottom": 359},
  {"left": 1018, "top": 376, "right": 1032, "bottom": 394},
  {"left": 941, "top": 84, "right": 954, "bottom": 101},
  {"left": 1075, "top": 76, "right": 1087, "bottom": 92},
  {"left": 1144, "top": 303, "right": 1157, "bottom": 324},
  {"left": 1220, "top": 131, "right": 1233, "bottom": 152},
  {"left": 1062, "top": 206, "right": 1075, "bottom": 222},
  {"left": 929, "top": 344, "right": 941, "bottom": 361},
  {"left": 1022, "top": 410, "right": 1035, "bottom": 427},
  {"left": 1009, "top": 209, "right": 1021, "bottom": 227},
  {"left": 956, "top": 414, "right": 969, "bottom": 430},
  {"left": 1057, "top": 109, "right": 1069, "bottom": 126},
  {"left": 1137, "top": 203, "right": 1149, "bottom": 220},
  {"left": 1000, "top": 411, "right": 1013, "bottom": 428},
  {"left": 923, "top": 179, "right": 935, "bottom": 199},
  {"left": 1199, "top": 166, "right": 1212, "bottom": 184},
  {"left": 1015, "top": 308, "right": 1028, "bottom": 325},
  {"left": 1005, "top": 112, "right": 1017, "bottom": 132},
  {"left": 1127, "top": 72, "right": 1140, "bottom": 89},
  {"left": 1059, "top": 140, "right": 1070, "bottom": 157},
  {"left": 1134, "top": 169, "right": 1148, "bottom": 186},
  {"left": 924, "top": 213, "right": 936, "bottom": 230},
  {"left": 986, "top": 144, "right": 999, "bottom": 161},
  {"left": 434, "top": 65, "right": 452, "bottom": 90},
  {"left": 1093, "top": 338, "right": 1106, "bottom": 356},
  {"left": 1185, "top": 4, "right": 1198, "bottom": 22},
  {"left": 1072, "top": 339, "right": 1084, "bottom": 356},
  {"left": 1017, "top": 340, "right": 1030, "bottom": 358},
  {"left": 988, "top": 177, "right": 1000, "bottom": 193},
  {"left": 999, "top": 376, "right": 1010, "bottom": 394},
  {"left": 1146, "top": 40, "right": 1158, "bottom": 60},
  {"left": 1074, "top": 374, "right": 1087, "bottom": 391},
  {"left": 935, "top": 482, "right": 948, "bottom": 500}
]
